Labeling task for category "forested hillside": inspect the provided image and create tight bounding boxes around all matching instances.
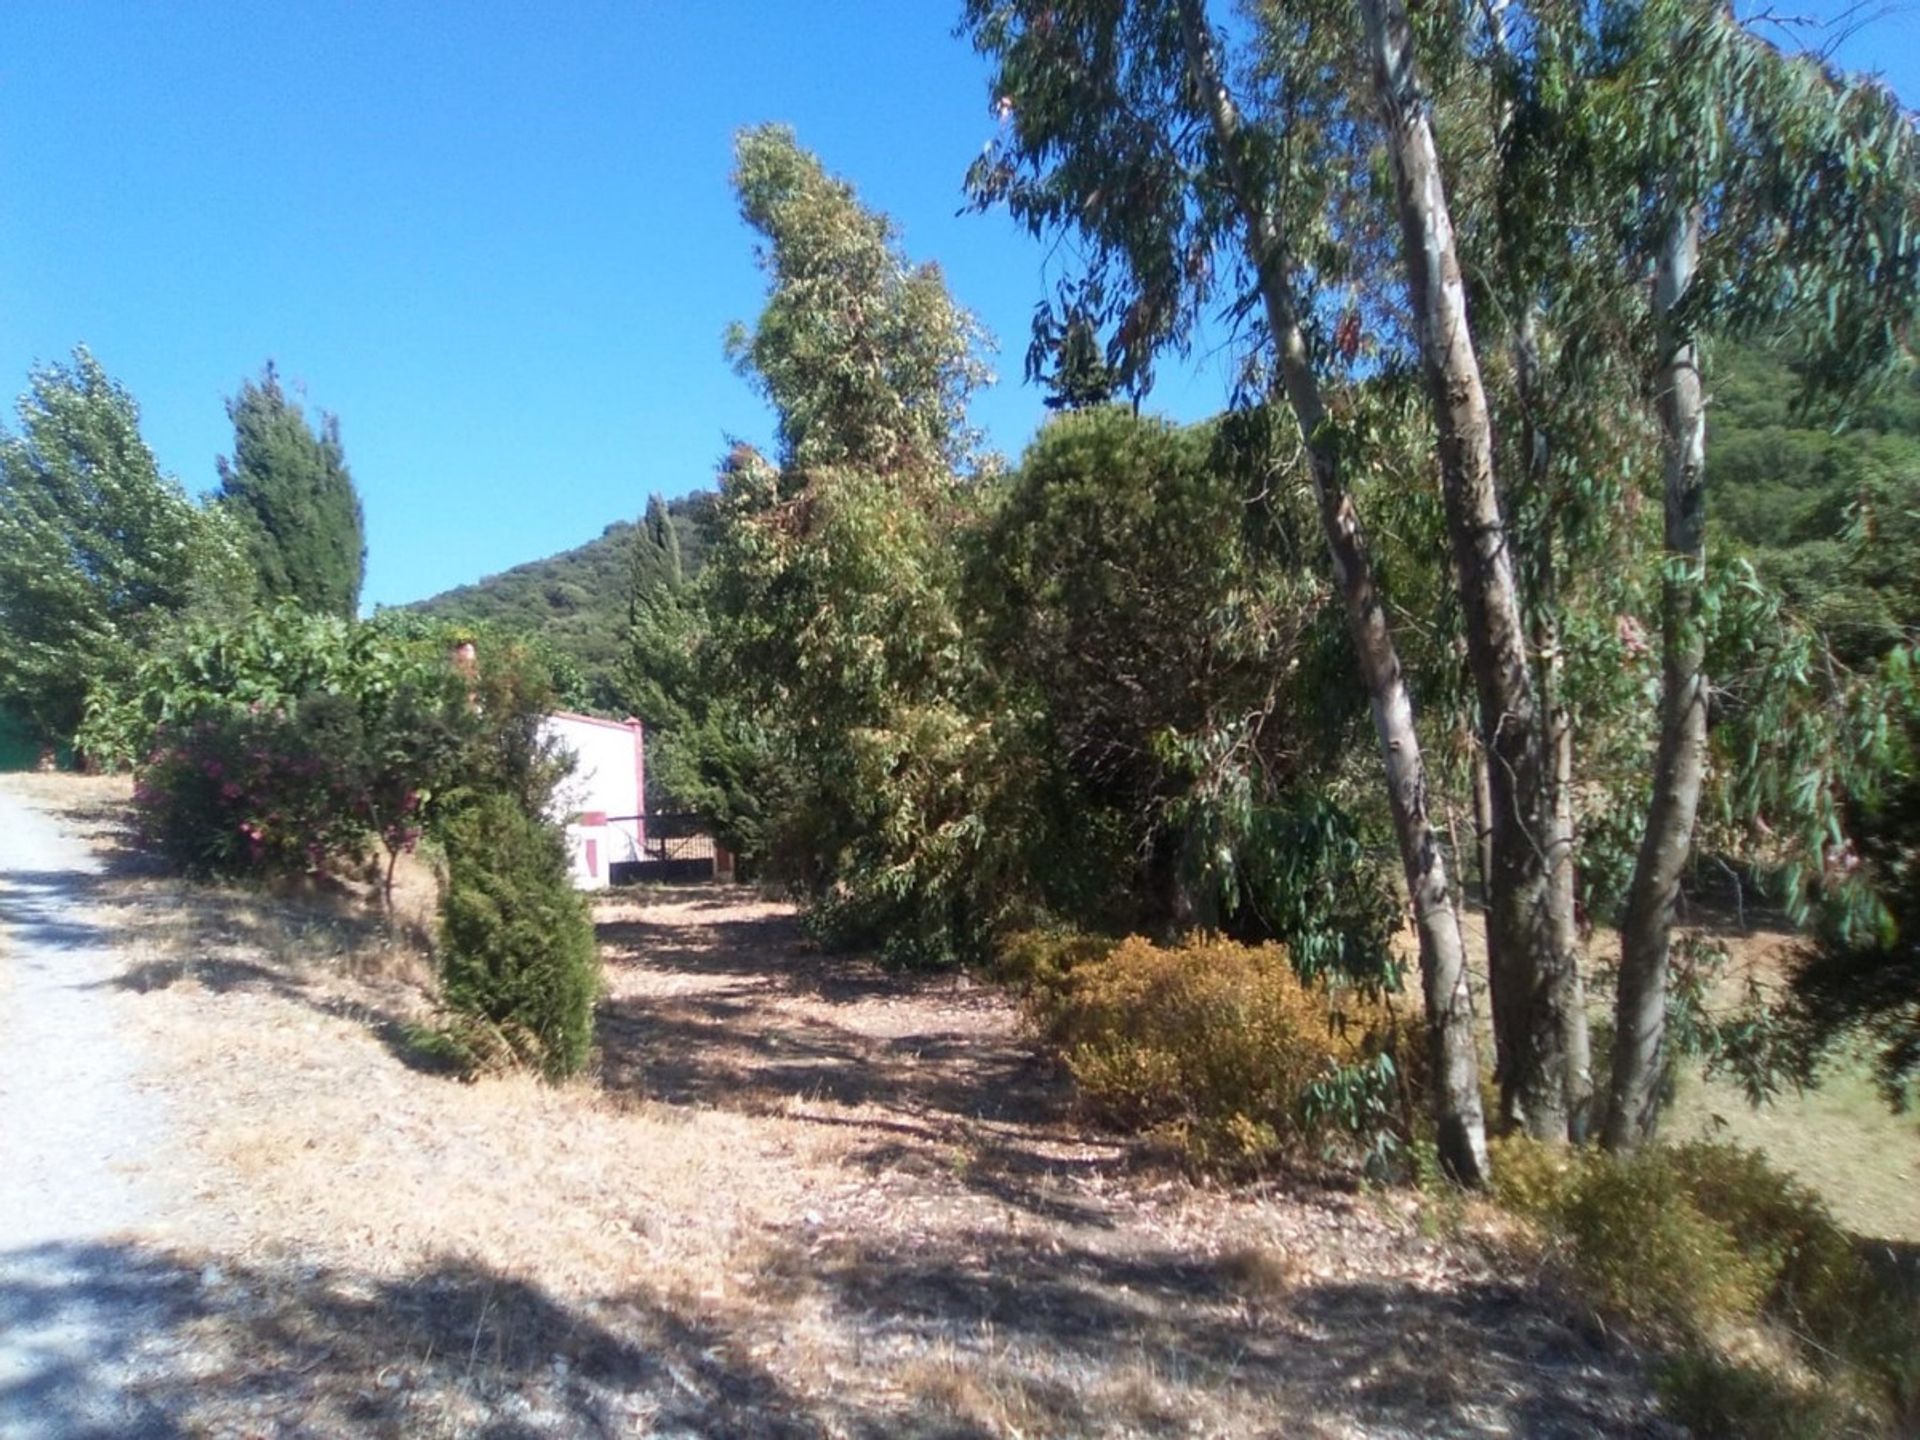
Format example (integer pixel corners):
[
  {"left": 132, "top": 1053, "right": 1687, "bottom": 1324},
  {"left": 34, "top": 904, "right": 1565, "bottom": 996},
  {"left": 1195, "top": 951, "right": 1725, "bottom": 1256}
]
[
  {"left": 404, "top": 492, "right": 712, "bottom": 705},
  {"left": 1711, "top": 344, "right": 1920, "bottom": 664}
]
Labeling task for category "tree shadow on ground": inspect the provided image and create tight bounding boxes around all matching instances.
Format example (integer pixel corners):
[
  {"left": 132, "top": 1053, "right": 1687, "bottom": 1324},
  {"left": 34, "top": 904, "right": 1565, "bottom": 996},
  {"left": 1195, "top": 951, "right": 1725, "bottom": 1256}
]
[
  {"left": 0, "top": 869, "right": 123, "bottom": 952},
  {"left": 594, "top": 901, "right": 1134, "bottom": 1230},
  {"left": 587, "top": 896, "right": 1676, "bottom": 1436},
  {"left": 1, "top": 823, "right": 1681, "bottom": 1434},
  {"left": 744, "top": 1221, "right": 1669, "bottom": 1439},
  {"left": 0, "top": 1239, "right": 982, "bottom": 1439},
  {"left": 597, "top": 901, "right": 931, "bottom": 1004},
  {"left": 0, "top": 828, "right": 445, "bottom": 1080},
  {"left": 0, "top": 1232, "right": 1670, "bottom": 1440}
]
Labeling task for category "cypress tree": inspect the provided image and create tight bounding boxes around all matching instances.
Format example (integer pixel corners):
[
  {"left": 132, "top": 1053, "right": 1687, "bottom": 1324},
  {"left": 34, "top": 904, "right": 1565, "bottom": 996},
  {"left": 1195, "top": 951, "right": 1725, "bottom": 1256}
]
[
  {"left": 438, "top": 792, "right": 600, "bottom": 1079},
  {"left": 217, "top": 362, "right": 366, "bottom": 618}
]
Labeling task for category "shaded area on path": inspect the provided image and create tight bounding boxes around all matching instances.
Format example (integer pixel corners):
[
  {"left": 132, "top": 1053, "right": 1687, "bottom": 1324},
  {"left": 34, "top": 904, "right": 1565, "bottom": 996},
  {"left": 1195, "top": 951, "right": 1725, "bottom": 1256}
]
[
  {"left": 0, "top": 1235, "right": 1668, "bottom": 1440},
  {"left": 589, "top": 889, "right": 1674, "bottom": 1438},
  {"left": 595, "top": 896, "right": 1128, "bottom": 1232},
  {"left": 2, "top": 805, "right": 1678, "bottom": 1437},
  {"left": 0, "top": 1242, "right": 825, "bottom": 1440}
]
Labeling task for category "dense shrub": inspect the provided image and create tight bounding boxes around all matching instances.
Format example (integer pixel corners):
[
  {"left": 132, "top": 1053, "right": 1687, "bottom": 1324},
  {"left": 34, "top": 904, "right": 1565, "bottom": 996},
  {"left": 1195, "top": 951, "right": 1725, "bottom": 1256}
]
[
  {"left": 1493, "top": 1138, "right": 1919, "bottom": 1435},
  {"left": 1033, "top": 933, "right": 1420, "bottom": 1169},
  {"left": 1493, "top": 1138, "right": 1771, "bottom": 1331},
  {"left": 1653, "top": 1350, "right": 1859, "bottom": 1440},
  {"left": 989, "top": 926, "right": 1119, "bottom": 1006},
  {"left": 134, "top": 694, "right": 383, "bottom": 879},
  {"left": 110, "top": 606, "right": 564, "bottom": 895},
  {"left": 433, "top": 794, "right": 600, "bottom": 1080}
]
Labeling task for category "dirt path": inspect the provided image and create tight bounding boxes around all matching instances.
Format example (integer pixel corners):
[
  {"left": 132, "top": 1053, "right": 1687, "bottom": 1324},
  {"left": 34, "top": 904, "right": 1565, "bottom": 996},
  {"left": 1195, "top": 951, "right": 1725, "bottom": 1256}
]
[
  {"left": 0, "top": 783, "right": 179, "bottom": 1437},
  {"left": 0, "top": 776, "right": 1676, "bottom": 1437}
]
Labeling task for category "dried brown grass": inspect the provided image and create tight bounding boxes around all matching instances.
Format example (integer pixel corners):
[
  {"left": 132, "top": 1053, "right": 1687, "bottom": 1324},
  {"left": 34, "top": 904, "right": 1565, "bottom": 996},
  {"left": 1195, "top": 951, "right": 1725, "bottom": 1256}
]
[{"left": 2, "top": 775, "right": 1674, "bottom": 1437}]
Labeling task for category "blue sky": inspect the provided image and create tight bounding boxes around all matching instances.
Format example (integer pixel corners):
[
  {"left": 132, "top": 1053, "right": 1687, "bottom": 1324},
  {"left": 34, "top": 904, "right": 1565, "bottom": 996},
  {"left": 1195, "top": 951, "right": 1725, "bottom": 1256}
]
[{"left": 3, "top": 2, "right": 1915, "bottom": 611}]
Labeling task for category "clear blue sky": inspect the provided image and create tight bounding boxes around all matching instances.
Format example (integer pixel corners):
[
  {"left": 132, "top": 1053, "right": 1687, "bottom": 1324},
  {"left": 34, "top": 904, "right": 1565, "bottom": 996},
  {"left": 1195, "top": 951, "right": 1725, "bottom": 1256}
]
[{"left": 3, "top": 2, "right": 1914, "bottom": 611}]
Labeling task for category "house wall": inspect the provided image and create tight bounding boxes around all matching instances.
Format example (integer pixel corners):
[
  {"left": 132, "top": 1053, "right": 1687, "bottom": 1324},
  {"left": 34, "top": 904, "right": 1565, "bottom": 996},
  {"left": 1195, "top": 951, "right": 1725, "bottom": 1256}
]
[{"left": 540, "top": 712, "right": 645, "bottom": 890}]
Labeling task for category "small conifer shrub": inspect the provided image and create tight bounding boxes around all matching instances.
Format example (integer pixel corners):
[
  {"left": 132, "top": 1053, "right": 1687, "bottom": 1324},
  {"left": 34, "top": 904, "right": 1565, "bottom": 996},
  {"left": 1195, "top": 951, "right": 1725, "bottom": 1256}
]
[{"left": 434, "top": 793, "right": 600, "bottom": 1079}]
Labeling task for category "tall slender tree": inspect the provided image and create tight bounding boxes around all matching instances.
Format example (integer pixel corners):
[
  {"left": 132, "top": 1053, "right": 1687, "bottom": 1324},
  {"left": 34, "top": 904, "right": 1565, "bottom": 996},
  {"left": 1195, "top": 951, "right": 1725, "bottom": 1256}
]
[
  {"left": 968, "top": 0, "right": 1490, "bottom": 1182},
  {"left": 1359, "top": 0, "right": 1583, "bottom": 1140},
  {"left": 675, "top": 126, "right": 1016, "bottom": 961},
  {"left": 217, "top": 363, "right": 366, "bottom": 618},
  {"left": 1594, "top": 2, "right": 1920, "bottom": 1148},
  {"left": 0, "top": 347, "right": 244, "bottom": 747}
]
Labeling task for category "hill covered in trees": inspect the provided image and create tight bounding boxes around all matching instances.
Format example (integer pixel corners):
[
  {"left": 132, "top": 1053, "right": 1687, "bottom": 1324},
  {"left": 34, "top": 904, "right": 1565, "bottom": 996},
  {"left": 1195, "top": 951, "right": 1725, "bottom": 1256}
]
[
  {"left": 402, "top": 493, "right": 712, "bottom": 704},
  {"left": 1710, "top": 345, "right": 1920, "bottom": 664}
]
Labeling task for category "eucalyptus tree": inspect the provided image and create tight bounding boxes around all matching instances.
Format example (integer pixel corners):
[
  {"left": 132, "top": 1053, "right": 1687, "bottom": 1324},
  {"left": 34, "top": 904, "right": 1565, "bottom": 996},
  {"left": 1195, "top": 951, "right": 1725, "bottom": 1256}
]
[
  {"left": 696, "top": 125, "right": 1022, "bottom": 963},
  {"left": 726, "top": 124, "right": 990, "bottom": 480},
  {"left": 1359, "top": 0, "right": 1586, "bottom": 1139},
  {"left": 1589, "top": 3, "right": 1920, "bottom": 1147},
  {"left": 1439, "top": 0, "right": 1920, "bottom": 1146},
  {"left": 966, "top": 0, "right": 1491, "bottom": 1180}
]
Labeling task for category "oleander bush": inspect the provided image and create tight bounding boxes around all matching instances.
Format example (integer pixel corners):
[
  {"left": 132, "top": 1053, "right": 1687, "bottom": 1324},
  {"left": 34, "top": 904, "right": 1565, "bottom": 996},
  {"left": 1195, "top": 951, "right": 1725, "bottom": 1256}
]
[
  {"left": 134, "top": 694, "right": 378, "bottom": 880},
  {"left": 116, "top": 607, "right": 561, "bottom": 896}
]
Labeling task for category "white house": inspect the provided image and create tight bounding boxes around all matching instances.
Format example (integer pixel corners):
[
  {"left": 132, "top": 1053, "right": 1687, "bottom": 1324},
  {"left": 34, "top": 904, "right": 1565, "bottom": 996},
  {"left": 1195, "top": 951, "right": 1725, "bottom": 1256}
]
[{"left": 540, "top": 711, "right": 646, "bottom": 890}]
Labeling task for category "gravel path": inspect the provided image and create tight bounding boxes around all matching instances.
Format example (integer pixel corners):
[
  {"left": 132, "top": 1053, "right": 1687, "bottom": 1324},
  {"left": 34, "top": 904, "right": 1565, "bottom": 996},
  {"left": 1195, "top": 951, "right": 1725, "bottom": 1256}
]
[{"left": 0, "top": 787, "right": 176, "bottom": 1438}]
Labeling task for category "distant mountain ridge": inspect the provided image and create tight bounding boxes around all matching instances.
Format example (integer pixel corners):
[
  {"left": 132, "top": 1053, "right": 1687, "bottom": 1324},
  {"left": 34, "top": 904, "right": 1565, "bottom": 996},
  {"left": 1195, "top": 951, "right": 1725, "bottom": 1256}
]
[{"left": 404, "top": 492, "right": 712, "bottom": 704}]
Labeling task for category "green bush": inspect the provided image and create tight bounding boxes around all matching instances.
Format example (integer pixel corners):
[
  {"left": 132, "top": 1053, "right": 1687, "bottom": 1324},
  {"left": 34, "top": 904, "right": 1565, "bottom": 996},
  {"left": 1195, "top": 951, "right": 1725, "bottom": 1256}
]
[
  {"left": 436, "top": 794, "right": 600, "bottom": 1080},
  {"left": 1034, "top": 932, "right": 1421, "bottom": 1169},
  {"left": 1654, "top": 1351, "right": 1856, "bottom": 1440},
  {"left": 987, "top": 926, "right": 1117, "bottom": 1008},
  {"left": 111, "top": 606, "right": 566, "bottom": 895},
  {"left": 133, "top": 694, "right": 379, "bottom": 879},
  {"left": 1492, "top": 1138, "right": 1919, "bottom": 1435}
]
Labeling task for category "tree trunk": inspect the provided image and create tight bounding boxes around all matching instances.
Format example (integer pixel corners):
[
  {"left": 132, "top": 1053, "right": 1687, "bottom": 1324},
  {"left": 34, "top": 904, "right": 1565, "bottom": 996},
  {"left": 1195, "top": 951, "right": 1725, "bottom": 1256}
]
[
  {"left": 1513, "top": 307, "right": 1594, "bottom": 1141},
  {"left": 1471, "top": 727, "right": 1494, "bottom": 904},
  {"left": 1604, "top": 206, "right": 1709, "bottom": 1152},
  {"left": 1176, "top": 0, "right": 1489, "bottom": 1185},
  {"left": 1360, "top": 0, "right": 1570, "bottom": 1141},
  {"left": 1534, "top": 552, "right": 1594, "bottom": 1140}
]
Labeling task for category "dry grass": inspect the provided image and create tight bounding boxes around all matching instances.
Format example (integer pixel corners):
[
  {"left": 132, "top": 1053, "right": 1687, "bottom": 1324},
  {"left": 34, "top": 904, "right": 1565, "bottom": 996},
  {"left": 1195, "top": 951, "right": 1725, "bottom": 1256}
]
[
  {"left": 3, "top": 774, "right": 1674, "bottom": 1437},
  {"left": 1666, "top": 1045, "right": 1920, "bottom": 1243},
  {"left": 1427, "top": 885, "right": 1920, "bottom": 1248}
]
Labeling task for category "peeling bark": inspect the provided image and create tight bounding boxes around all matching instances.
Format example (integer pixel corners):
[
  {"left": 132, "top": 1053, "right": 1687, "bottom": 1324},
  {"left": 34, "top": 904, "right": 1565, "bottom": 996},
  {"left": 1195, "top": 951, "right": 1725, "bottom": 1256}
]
[
  {"left": 1175, "top": 0, "right": 1488, "bottom": 1184},
  {"left": 1360, "top": 0, "right": 1572, "bottom": 1140}
]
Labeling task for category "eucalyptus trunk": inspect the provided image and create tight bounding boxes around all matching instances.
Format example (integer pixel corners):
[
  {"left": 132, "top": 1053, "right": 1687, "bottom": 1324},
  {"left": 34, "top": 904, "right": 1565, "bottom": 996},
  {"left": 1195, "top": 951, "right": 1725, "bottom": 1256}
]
[
  {"left": 1471, "top": 727, "right": 1493, "bottom": 903},
  {"left": 1536, "top": 582, "right": 1593, "bottom": 1140},
  {"left": 1514, "top": 309, "right": 1594, "bottom": 1142},
  {"left": 1604, "top": 206, "right": 1709, "bottom": 1151},
  {"left": 1361, "top": 0, "right": 1573, "bottom": 1141},
  {"left": 1176, "top": 0, "right": 1489, "bottom": 1184}
]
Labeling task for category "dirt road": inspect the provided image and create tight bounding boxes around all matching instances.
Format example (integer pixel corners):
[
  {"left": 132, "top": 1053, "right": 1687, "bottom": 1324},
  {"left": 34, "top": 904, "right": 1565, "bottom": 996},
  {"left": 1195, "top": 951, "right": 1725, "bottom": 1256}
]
[{"left": 0, "top": 785, "right": 178, "bottom": 1437}]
